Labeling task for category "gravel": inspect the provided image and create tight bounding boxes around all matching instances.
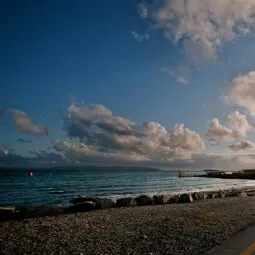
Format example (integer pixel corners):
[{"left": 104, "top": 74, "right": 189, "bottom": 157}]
[{"left": 1, "top": 196, "right": 255, "bottom": 255}]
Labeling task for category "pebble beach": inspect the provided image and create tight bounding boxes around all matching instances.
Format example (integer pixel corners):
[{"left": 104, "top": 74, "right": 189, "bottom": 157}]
[{"left": 1, "top": 196, "right": 255, "bottom": 255}]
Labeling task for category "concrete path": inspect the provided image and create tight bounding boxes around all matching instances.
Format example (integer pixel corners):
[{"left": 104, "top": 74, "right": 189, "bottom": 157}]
[{"left": 207, "top": 224, "right": 255, "bottom": 255}]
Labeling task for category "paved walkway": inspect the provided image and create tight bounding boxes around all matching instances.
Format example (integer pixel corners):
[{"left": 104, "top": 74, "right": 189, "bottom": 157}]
[{"left": 207, "top": 224, "right": 255, "bottom": 255}]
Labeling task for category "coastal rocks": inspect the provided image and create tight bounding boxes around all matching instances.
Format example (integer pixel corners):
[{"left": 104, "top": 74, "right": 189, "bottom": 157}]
[
  {"left": 192, "top": 192, "right": 207, "bottom": 201},
  {"left": 225, "top": 190, "right": 245, "bottom": 198},
  {"left": 66, "top": 202, "right": 96, "bottom": 213},
  {"left": 135, "top": 195, "right": 154, "bottom": 206},
  {"left": 218, "top": 191, "right": 226, "bottom": 198},
  {"left": 169, "top": 195, "right": 179, "bottom": 203},
  {"left": 116, "top": 197, "right": 137, "bottom": 207},
  {"left": 202, "top": 191, "right": 226, "bottom": 199},
  {"left": 153, "top": 195, "right": 177, "bottom": 205},
  {"left": 2, "top": 188, "right": 253, "bottom": 222},
  {"left": 18, "top": 205, "right": 64, "bottom": 218},
  {"left": 178, "top": 193, "right": 193, "bottom": 203},
  {"left": 247, "top": 192, "right": 255, "bottom": 197},
  {"left": 153, "top": 195, "right": 171, "bottom": 204},
  {"left": 70, "top": 196, "right": 99, "bottom": 204},
  {"left": 95, "top": 198, "right": 115, "bottom": 209},
  {"left": 207, "top": 192, "right": 218, "bottom": 199},
  {"left": 0, "top": 207, "right": 17, "bottom": 221},
  {"left": 226, "top": 190, "right": 247, "bottom": 198}
]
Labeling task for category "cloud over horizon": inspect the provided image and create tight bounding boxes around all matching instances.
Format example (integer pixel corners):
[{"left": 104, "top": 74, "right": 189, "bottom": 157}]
[
  {"left": 229, "top": 141, "right": 255, "bottom": 151},
  {"left": 1, "top": 102, "right": 255, "bottom": 169},
  {"left": 61, "top": 103, "right": 204, "bottom": 162},
  {"left": 206, "top": 111, "right": 254, "bottom": 143}
]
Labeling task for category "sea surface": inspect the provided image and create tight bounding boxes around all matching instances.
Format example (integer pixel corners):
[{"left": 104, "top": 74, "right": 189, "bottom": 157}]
[{"left": 1, "top": 167, "right": 255, "bottom": 206}]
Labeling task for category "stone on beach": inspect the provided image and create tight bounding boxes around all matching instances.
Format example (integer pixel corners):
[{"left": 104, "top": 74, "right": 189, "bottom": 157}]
[
  {"left": 135, "top": 195, "right": 154, "bottom": 206},
  {"left": 95, "top": 198, "right": 115, "bottom": 209},
  {"left": 169, "top": 195, "right": 179, "bottom": 203},
  {"left": 153, "top": 195, "right": 171, "bottom": 204},
  {"left": 178, "top": 193, "right": 193, "bottom": 203},
  {"left": 18, "top": 205, "right": 64, "bottom": 218},
  {"left": 207, "top": 192, "right": 218, "bottom": 199},
  {"left": 0, "top": 207, "right": 17, "bottom": 221},
  {"left": 218, "top": 191, "right": 226, "bottom": 198},
  {"left": 192, "top": 192, "right": 207, "bottom": 201},
  {"left": 70, "top": 196, "right": 99, "bottom": 204},
  {"left": 226, "top": 190, "right": 247, "bottom": 198},
  {"left": 116, "top": 197, "right": 137, "bottom": 207},
  {"left": 2, "top": 196, "right": 255, "bottom": 255},
  {"left": 66, "top": 202, "right": 96, "bottom": 213}
]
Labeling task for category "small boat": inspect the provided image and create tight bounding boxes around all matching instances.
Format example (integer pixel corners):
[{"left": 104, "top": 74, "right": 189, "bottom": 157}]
[{"left": 28, "top": 171, "right": 33, "bottom": 177}]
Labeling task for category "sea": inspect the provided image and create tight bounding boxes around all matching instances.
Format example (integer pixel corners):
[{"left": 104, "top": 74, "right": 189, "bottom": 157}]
[{"left": 1, "top": 167, "right": 255, "bottom": 206}]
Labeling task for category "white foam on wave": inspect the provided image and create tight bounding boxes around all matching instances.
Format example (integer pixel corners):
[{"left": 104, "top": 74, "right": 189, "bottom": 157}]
[{"left": 101, "top": 182, "right": 255, "bottom": 201}]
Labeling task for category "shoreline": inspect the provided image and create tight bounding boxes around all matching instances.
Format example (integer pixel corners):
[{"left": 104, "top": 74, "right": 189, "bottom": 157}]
[
  {"left": 1, "top": 196, "right": 255, "bottom": 255},
  {"left": 1, "top": 186, "right": 255, "bottom": 222}
]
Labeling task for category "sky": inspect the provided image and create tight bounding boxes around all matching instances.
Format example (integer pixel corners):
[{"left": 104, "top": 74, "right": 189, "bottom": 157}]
[{"left": 1, "top": 0, "right": 255, "bottom": 169}]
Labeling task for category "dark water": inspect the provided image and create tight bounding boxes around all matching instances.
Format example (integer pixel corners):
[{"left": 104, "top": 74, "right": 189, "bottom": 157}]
[{"left": 1, "top": 168, "right": 255, "bottom": 206}]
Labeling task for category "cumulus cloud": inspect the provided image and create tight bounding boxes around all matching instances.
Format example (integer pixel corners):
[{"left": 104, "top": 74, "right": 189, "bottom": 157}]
[
  {"left": 1, "top": 145, "right": 254, "bottom": 169},
  {"left": 53, "top": 140, "right": 94, "bottom": 156},
  {"left": 62, "top": 103, "right": 204, "bottom": 161},
  {"left": 227, "top": 72, "right": 255, "bottom": 118},
  {"left": 9, "top": 109, "right": 48, "bottom": 135},
  {"left": 226, "top": 111, "right": 251, "bottom": 138},
  {"left": 206, "top": 111, "right": 254, "bottom": 142},
  {"left": 229, "top": 141, "right": 255, "bottom": 151},
  {"left": 137, "top": 1, "right": 255, "bottom": 62},
  {"left": 206, "top": 118, "right": 233, "bottom": 142},
  {"left": 67, "top": 104, "right": 135, "bottom": 135},
  {"left": 135, "top": 0, "right": 255, "bottom": 77}
]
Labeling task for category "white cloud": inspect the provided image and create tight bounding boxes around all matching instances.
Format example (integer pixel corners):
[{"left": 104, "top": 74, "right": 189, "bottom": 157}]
[
  {"left": 229, "top": 141, "right": 255, "bottom": 151},
  {"left": 227, "top": 71, "right": 255, "bottom": 117},
  {"left": 206, "top": 111, "right": 254, "bottom": 142},
  {"left": 161, "top": 67, "right": 190, "bottom": 84},
  {"left": 63, "top": 103, "right": 204, "bottom": 161},
  {"left": 176, "top": 75, "right": 188, "bottom": 85},
  {"left": 67, "top": 104, "right": 135, "bottom": 135},
  {"left": 226, "top": 111, "right": 251, "bottom": 138},
  {"left": 10, "top": 109, "right": 48, "bottom": 136},
  {"left": 53, "top": 140, "right": 94, "bottom": 156},
  {"left": 130, "top": 30, "right": 149, "bottom": 42},
  {"left": 137, "top": 3, "right": 148, "bottom": 19},
  {"left": 206, "top": 118, "right": 233, "bottom": 142},
  {"left": 136, "top": 0, "right": 255, "bottom": 65}
]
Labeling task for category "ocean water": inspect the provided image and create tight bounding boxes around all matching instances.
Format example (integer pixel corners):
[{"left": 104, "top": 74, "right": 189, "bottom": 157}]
[{"left": 1, "top": 168, "right": 255, "bottom": 206}]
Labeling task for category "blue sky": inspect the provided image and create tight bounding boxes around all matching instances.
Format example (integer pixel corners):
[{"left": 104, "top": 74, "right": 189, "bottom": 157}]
[{"left": 1, "top": 0, "right": 255, "bottom": 169}]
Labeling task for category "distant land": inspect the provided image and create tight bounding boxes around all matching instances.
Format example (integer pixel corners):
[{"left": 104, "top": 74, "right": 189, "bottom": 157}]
[{"left": 0, "top": 165, "right": 164, "bottom": 172}]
